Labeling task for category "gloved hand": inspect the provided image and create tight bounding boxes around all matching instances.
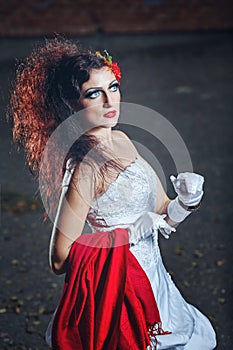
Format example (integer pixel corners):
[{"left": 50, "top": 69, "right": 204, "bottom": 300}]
[
  {"left": 170, "top": 172, "right": 204, "bottom": 206},
  {"left": 128, "top": 212, "right": 176, "bottom": 245}
]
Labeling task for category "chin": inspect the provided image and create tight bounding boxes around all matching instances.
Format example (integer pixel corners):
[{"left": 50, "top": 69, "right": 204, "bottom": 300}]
[
  {"left": 104, "top": 120, "right": 118, "bottom": 128},
  {"left": 100, "top": 116, "right": 118, "bottom": 127}
]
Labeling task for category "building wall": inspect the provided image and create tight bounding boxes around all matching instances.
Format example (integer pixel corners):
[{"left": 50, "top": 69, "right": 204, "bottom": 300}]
[{"left": 0, "top": 0, "right": 233, "bottom": 36}]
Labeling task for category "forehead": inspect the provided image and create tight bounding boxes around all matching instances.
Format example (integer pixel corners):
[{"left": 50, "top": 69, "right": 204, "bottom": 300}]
[{"left": 82, "top": 66, "right": 116, "bottom": 90}]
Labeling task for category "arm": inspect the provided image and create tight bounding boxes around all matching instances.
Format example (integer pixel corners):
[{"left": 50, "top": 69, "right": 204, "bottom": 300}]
[
  {"left": 155, "top": 174, "right": 177, "bottom": 226},
  {"left": 155, "top": 175, "right": 171, "bottom": 215},
  {"left": 49, "top": 164, "right": 94, "bottom": 275}
]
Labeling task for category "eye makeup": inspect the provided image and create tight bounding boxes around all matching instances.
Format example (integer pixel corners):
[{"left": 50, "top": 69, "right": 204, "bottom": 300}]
[
  {"left": 83, "top": 81, "right": 120, "bottom": 100},
  {"left": 84, "top": 90, "right": 101, "bottom": 99},
  {"left": 109, "top": 82, "right": 120, "bottom": 92}
]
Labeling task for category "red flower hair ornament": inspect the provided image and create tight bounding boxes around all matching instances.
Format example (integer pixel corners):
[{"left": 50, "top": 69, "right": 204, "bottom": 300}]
[{"left": 96, "top": 50, "right": 122, "bottom": 83}]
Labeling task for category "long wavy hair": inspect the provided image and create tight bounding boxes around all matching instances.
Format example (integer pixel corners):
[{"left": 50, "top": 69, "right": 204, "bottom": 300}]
[{"left": 8, "top": 37, "right": 122, "bottom": 220}]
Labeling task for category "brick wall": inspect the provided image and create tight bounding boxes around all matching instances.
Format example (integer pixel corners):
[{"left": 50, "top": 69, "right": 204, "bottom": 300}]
[{"left": 0, "top": 0, "right": 232, "bottom": 36}]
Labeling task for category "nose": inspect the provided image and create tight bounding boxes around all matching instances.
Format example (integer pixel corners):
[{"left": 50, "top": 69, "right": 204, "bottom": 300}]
[{"left": 102, "top": 91, "right": 112, "bottom": 108}]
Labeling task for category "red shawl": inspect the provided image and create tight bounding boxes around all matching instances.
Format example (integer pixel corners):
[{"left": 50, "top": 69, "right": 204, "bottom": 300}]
[{"left": 52, "top": 228, "right": 169, "bottom": 349}]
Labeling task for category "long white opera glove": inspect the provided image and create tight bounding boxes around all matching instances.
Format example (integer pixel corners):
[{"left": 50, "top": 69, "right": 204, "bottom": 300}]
[
  {"left": 127, "top": 212, "right": 176, "bottom": 245},
  {"left": 168, "top": 172, "right": 204, "bottom": 223}
]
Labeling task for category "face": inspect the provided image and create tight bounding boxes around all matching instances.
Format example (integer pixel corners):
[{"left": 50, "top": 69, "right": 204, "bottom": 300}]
[{"left": 78, "top": 66, "right": 121, "bottom": 134}]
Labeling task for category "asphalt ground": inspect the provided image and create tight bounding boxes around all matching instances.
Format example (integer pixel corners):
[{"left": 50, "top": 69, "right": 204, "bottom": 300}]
[{"left": 0, "top": 31, "right": 233, "bottom": 349}]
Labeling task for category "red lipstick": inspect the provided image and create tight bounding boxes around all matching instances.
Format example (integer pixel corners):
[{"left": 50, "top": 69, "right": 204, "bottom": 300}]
[{"left": 103, "top": 110, "right": 117, "bottom": 118}]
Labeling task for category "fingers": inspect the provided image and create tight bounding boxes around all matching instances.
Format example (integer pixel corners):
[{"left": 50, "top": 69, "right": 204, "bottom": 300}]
[
  {"left": 171, "top": 172, "right": 204, "bottom": 194},
  {"left": 146, "top": 212, "right": 176, "bottom": 239},
  {"left": 163, "top": 222, "right": 176, "bottom": 232},
  {"left": 159, "top": 222, "right": 176, "bottom": 240},
  {"left": 196, "top": 175, "right": 204, "bottom": 191},
  {"left": 170, "top": 175, "right": 176, "bottom": 183},
  {"left": 170, "top": 175, "right": 185, "bottom": 192},
  {"left": 159, "top": 228, "right": 170, "bottom": 239},
  {"left": 156, "top": 216, "right": 176, "bottom": 233},
  {"left": 160, "top": 216, "right": 176, "bottom": 231},
  {"left": 186, "top": 175, "right": 204, "bottom": 194}
]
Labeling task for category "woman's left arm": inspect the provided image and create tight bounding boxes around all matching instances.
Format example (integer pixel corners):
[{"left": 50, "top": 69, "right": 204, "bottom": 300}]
[{"left": 155, "top": 175, "right": 171, "bottom": 215}]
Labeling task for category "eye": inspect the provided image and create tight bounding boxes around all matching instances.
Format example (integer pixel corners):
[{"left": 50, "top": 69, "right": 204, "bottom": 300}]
[
  {"left": 85, "top": 90, "right": 100, "bottom": 99},
  {"left": 109, "top": 82, "right": 120, "bottom": 92}
]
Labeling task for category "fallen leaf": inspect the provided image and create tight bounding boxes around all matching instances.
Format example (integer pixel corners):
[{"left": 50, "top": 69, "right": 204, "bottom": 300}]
[
  {"left": 38, "top": 306, "right": 45, "bottom": 315},
  {"left": 0, "top": 308, "right": 7, "bottom": 314},
  {"left": 218, "top": 298, "right": 225, "bottom": 304},
  {"left": 15, "top": 306, "right": 21, "bottom": 314},
  {"left": 216, "top": 260, "right": 225, "bottom": 267},
  {"left": 194, "top": 250, "right": 204, "bottom": 258},
  {"left": 11, "top": 259, "right": 19, "bottom": 265},
  {"left": 175, "top": 246, "right": 183, "bottom": 255},
  {"left": 183, "top": 280, "right": 191, "bottom": 288},
  {"left": 191, "top": 261, "right": 198, "bottom": 268}
]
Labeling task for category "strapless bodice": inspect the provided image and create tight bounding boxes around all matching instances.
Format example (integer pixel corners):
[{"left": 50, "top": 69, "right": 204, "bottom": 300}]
[{"left": 86, "top": 156, "right": 157, "bottom": 232}]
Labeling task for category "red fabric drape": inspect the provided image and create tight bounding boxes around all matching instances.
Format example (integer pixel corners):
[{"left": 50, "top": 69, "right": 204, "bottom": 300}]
[{"left": 52, "top": 229, "right": 163, "bottom": 349}]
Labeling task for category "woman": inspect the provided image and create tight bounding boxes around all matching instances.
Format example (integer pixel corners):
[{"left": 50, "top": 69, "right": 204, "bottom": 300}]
[{"left": 9, "top": 37, "right": 216, "bottom": 349}]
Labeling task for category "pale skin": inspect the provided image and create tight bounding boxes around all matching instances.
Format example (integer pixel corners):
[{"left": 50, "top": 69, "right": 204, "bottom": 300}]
[{"left": 49, "top": 66, "right": 176, "bottom": 275}]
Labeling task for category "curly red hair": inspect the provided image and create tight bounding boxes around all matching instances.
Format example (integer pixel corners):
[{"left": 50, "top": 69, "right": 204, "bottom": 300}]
[
  {"left": 10, "top": 38, "right": 96, "bottom": 174},
  {"left": 8, "top": 37, "right": 122, "bottom": 220}
]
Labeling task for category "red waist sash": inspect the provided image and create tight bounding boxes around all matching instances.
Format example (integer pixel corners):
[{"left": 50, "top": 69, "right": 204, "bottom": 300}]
[{"left": 52, "top": 228, "right": 168, "bottom": 349}]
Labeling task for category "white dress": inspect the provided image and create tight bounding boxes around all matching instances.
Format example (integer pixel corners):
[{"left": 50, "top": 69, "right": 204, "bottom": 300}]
[
  {"left": 46, "top": 156, "right": 217, "bottom": 349},
  {"left": 86, "top": 156, "right": 217, "bottom": 350}
]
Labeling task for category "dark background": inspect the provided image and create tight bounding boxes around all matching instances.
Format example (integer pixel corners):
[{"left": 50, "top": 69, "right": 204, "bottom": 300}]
[{"left": 0, "top": 1, "right": 233, "bottom": 349}]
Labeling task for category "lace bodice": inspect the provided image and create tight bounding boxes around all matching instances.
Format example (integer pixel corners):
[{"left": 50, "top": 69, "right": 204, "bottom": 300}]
[
  {"left": 87, "top": 156, "right": 157, "bottom": 231},
  {"left": 86, "top": 156, "right": 161, "bottom": 269}
]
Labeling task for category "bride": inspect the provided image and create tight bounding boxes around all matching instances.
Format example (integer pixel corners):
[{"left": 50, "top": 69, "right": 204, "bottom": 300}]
[{"left": 9, "top": 37, "right": 216, "bottom": 349}]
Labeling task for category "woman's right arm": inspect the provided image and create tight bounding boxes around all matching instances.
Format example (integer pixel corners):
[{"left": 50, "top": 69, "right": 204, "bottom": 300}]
[{"left": 49, "top": 165, "right": 94, "bottom": 275}]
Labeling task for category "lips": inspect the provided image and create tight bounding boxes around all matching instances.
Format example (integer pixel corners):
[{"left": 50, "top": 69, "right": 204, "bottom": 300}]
[{"left": 103, "top": 110, "right": 117, "bottom": 118}]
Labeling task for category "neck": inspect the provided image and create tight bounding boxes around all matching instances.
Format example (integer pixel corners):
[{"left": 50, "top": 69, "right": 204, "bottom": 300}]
[{"left": 86, "top": 127, "right": 113, "bottom": 142}]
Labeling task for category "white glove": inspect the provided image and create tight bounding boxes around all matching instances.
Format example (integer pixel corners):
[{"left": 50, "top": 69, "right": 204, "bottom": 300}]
[
  {"left": 128, "top": 212, "right": 176, "bottom": 245},
  {"left": 170, "top": 172, "right": 204, "bottom": 206},
  {"left": 168, "top": 172, "right": 204, "bottom": 223}
]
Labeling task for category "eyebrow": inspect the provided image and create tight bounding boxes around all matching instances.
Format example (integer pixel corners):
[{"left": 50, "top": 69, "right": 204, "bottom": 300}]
[{"left": 83, "top": 79, "right": 118, "bottom": 95}]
